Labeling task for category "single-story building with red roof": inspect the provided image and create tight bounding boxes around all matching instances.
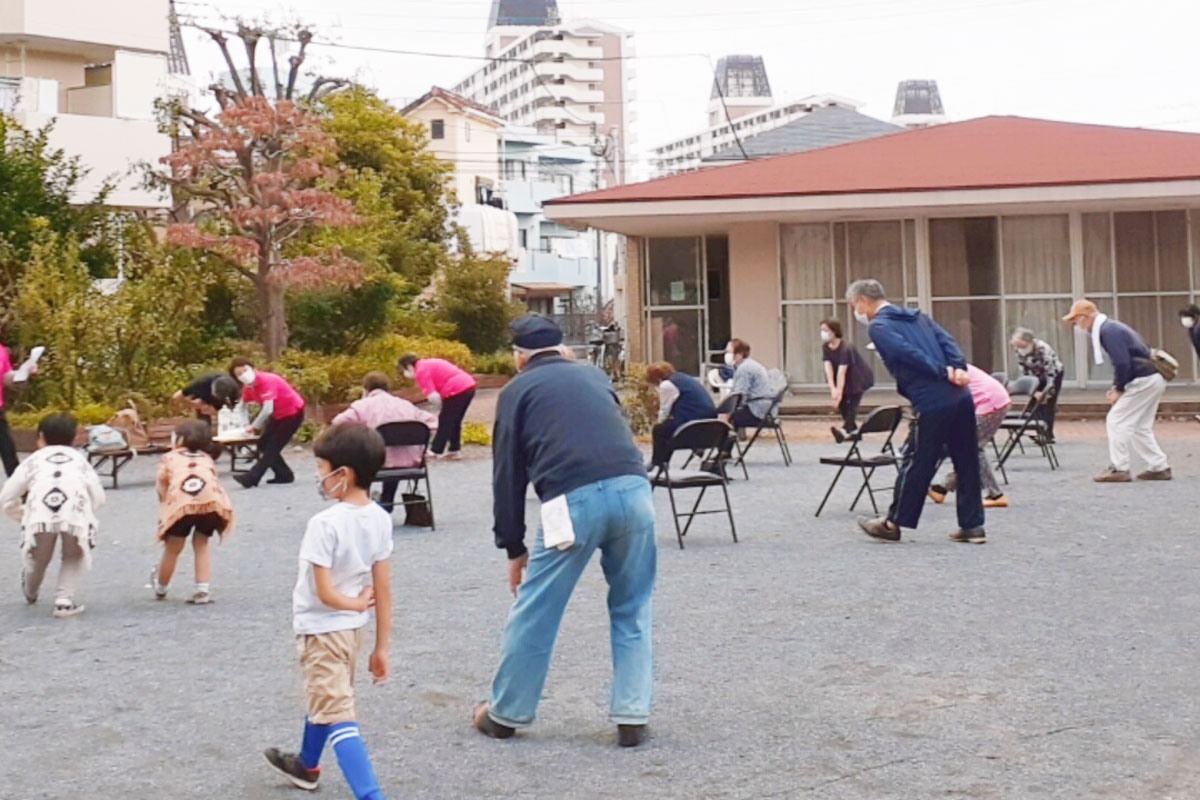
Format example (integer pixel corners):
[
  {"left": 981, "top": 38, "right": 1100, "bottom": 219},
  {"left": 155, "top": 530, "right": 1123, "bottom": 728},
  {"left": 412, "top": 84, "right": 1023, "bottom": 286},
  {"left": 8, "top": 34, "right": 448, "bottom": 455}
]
[{"left": 544, "top": 116, "right": 1200, "bottom": 388}]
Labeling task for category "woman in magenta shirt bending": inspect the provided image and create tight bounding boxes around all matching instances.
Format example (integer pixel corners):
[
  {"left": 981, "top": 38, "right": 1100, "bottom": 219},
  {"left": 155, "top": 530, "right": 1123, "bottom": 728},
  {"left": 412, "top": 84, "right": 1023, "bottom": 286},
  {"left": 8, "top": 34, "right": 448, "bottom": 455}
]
[
  {"left": 398, "top": 354, "right": 477, "bottom": 460},
  {"left": 228, "top": 358, "right": 307, "bottom": 487}
]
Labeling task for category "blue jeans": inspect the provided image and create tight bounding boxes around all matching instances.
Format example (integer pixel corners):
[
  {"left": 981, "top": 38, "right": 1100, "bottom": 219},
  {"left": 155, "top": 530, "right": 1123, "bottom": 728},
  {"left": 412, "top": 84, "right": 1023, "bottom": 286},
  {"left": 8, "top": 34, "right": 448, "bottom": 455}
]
[{"left": 489, "top": 474, "right": 657, "bottom": 727}]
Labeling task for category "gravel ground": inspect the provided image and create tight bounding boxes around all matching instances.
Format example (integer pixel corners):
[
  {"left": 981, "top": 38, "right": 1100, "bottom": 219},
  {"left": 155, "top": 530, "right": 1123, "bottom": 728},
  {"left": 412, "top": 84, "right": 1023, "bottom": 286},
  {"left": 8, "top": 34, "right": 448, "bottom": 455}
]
[{"left": 2, "top": 422, "right": 1200, "bottom": 799}]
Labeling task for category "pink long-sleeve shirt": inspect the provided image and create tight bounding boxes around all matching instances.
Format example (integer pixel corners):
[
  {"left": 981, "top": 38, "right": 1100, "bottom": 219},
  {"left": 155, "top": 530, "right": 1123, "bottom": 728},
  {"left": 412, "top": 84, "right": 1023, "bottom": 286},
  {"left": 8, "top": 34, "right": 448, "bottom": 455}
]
[
  {"left": 966, "top": 364, "right": 1012, "bottom": 416},
  {"left": 331, "top": 390, "right": 439, "bottom": 468},
  {"left": 413, "top": 358, "right": 476, "bottom": 399}
]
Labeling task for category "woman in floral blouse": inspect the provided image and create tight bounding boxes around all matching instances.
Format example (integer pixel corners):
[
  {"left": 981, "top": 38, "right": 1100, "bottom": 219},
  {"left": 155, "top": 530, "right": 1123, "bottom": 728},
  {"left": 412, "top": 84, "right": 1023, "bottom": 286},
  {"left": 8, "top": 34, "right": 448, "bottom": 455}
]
[{"left": 1009, "top": 327, "right": 1064, "bottom": 442}]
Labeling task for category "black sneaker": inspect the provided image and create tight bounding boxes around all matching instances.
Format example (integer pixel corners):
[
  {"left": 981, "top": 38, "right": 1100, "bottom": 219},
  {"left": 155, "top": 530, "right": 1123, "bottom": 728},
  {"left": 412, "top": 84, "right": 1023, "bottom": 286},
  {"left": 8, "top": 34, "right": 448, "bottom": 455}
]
[
  {"left": 618, "top": 724, "right": 647, "bottom": 748},
  {"left": 263, "top": 748, "right": 320, "bottom": 791},
  {"left": 950, "top": 528, "right": 987, "bottom": 544},
  {"left": 473, "top": 704, "right": 515, "bottom": 739},
  {"left": 830, "top": 426, "right": 846, "bottom": 444},
  {"left": 234, "top": 473, "right": 256, "bottom": 489}
]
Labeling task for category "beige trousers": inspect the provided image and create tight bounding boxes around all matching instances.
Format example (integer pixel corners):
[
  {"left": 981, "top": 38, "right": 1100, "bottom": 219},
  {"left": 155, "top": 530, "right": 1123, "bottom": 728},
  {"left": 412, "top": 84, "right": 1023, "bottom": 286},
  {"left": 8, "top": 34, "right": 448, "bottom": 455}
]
[
  {"left": 23, "top": 531, "right": 87, "bottom": 603},
  {"left": 1106, "top": 373, "right": 1169, "bottom": 473},
  {"left": 296, "top": 628, "right": 365, "bottom": 724}
]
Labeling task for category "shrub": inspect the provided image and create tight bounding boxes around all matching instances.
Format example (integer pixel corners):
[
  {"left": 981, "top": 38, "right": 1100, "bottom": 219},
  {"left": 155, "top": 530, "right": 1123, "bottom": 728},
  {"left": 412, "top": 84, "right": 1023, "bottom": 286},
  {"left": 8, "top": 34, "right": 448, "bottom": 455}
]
[
  {"left": 471, "top": 350, "right": 516, "bottom": 376},
  {"left": 7, "top": 403, "right": 117, "bottom": 430},
  {"left": 617, "top": 363, "right": 657, "bottom": 436},
  {"left": 461, "top": 421, "right": 492, "bottom": 447}
]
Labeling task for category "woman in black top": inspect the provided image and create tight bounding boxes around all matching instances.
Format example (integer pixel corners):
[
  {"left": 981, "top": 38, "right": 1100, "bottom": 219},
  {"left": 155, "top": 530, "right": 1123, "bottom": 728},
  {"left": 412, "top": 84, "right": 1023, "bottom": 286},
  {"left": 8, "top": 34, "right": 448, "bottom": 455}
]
[
  {"left": 821, "top": 318, "right": 874, "bottom": 441},
  {"left": 172, "top": 373, "right": 242, "bottom": 421}
]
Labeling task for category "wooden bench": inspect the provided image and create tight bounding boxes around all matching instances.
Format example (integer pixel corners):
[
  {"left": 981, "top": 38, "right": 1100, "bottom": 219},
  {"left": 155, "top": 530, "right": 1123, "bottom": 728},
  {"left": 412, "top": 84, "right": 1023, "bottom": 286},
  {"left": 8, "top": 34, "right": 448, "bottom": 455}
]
[{"left": 86, "top": 418, "right": 184, "bottom": 489}]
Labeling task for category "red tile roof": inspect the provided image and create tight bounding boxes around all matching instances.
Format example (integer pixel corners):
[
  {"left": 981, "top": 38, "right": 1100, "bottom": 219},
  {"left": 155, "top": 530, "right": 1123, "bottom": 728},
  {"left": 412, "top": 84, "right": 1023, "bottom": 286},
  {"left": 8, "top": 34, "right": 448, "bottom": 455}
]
[{"left": 552, "top": 116, "right": 1200, "bottom": 205}]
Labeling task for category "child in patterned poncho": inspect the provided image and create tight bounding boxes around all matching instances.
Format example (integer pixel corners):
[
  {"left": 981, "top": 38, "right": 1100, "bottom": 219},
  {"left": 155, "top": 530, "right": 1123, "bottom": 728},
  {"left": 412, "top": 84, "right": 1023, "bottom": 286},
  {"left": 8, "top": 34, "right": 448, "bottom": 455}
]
[
  {"left": 0, "top": 413, "right": 105, "bottom": 618},
  {"left": 151, "top": 420, "right": 234, "bottom": 605}
]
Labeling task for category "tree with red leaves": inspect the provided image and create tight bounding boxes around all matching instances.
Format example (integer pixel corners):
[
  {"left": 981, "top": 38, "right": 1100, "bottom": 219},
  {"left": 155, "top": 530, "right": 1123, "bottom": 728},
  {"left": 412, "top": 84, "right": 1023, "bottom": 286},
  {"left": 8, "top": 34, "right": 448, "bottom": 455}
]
[{"left": 153, "top": 24, "right": 360, "bottom": 358}]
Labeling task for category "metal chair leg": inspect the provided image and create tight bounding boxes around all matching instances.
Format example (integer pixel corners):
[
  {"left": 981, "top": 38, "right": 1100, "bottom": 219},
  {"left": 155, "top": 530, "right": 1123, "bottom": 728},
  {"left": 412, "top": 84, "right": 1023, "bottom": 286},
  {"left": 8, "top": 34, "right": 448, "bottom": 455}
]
[
  {"left": 679, "top": 486, "right": 708, "bottom": 539},
  {"left": 720, "top": 481, "right": 738, "bottom": 543},
  {"left": 665, "top": 484, "right": 684, "bottom": 549},
  {"left": 815, "top": 462, "right": 849, "bottom": 517}
]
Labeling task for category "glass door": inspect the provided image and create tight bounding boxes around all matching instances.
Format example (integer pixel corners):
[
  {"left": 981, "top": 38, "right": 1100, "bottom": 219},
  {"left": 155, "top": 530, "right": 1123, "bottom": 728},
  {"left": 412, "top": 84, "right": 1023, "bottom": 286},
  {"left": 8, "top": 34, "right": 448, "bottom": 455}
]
[{"left": 643, "top": 237, "right": 707, "bottom": 376}]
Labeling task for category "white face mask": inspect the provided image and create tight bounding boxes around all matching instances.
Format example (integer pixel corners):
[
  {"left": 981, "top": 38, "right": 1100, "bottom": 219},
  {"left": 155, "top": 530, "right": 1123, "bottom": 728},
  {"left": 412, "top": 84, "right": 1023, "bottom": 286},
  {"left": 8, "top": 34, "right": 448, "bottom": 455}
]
[
  {"left": 723, "top": 352, "right": 735, "bottom": 367},
  {"left": 819, "top": 329, "right": 833, "bottom": 343},
  {"left": 237, "top": 367, "right": 256, "bottom": 386},
  {"left": 853, "top": 308, "right": 869, "bottom": 325},
  {"left": 316, "top": 467, "right": 347, "bottom": 501},
  {"left": 1182, "top": 317, "right": 1196, "bottom": 329},
  {"left": 403, "top": 368, "right": 415, "bottom": 380},
  {"left": 1015, "top": 344, "right": 1032, "bottom": 355}
]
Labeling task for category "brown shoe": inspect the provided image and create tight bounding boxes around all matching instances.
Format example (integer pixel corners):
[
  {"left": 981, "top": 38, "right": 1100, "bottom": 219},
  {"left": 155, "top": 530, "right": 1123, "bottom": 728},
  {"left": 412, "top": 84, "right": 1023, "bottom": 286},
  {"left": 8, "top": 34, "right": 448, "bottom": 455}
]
[
  {"left": 1136, "top": 468, "right": 1172, "bottom": 481},
  {"left": 927, "top": 485, "right": 947, "bottom": 504},
  {"left": 983, "top": 494, "right": 1008, "bottom": 508},
  {"left": 857, "top": 516, "right": 900, "bottom": 542},
  {"left": 1093, "top": 466, "right": 1132, "bottom": 483},
  {"left": 472, "top": 703, "right": 515, "bottom": 740},
  {"left": 950, "top": 527, "right": 987, "bottom": 544}
]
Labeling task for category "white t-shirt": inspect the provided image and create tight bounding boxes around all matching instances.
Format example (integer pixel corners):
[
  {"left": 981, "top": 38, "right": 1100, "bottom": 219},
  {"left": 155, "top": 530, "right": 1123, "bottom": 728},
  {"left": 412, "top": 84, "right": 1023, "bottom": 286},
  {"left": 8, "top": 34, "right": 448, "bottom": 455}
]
[{"left": 292, "top": 501, "right": 394, "bottom": 635}]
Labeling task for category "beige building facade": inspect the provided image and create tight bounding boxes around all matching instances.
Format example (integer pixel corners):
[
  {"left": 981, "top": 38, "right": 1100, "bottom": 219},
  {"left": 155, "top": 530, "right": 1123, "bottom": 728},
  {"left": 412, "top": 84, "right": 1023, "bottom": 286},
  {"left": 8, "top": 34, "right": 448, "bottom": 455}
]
[
  {"left": 547, "top": 117, "right": 1200, "bottom": 390},
  {"left": 402, "top": 87, "right": 506, "bottom": 207},
  {"left": 0, "top": 0, "right": 172, "bottom": 208}
]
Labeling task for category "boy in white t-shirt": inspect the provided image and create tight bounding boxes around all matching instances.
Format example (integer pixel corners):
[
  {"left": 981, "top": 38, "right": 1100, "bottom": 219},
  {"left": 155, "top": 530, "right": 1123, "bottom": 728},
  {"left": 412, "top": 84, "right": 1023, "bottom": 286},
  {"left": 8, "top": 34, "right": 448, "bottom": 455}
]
[{"left": 263, "top": 423, "right": 393, "bottom": 799}]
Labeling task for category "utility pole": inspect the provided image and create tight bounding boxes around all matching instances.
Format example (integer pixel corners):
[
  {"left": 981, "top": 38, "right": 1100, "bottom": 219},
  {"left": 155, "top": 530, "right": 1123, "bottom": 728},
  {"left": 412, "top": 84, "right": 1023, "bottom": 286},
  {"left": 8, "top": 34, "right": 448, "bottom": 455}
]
[{"left": 590, "top": 124, "right": 613, "bottom": 311}]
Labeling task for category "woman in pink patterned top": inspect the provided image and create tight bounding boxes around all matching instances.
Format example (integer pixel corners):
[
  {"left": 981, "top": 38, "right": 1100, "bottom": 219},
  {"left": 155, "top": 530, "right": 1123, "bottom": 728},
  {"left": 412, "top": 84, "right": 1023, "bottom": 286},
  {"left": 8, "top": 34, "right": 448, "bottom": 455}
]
[
  {"left": 228, "top": 358, "right": 307, "bottom": 488},
  {"left": 398, "top": 354, "right": 477, "bottom": 460},
  {"left": 929, "top": 364, "right": 1013, "bottom": 508}
]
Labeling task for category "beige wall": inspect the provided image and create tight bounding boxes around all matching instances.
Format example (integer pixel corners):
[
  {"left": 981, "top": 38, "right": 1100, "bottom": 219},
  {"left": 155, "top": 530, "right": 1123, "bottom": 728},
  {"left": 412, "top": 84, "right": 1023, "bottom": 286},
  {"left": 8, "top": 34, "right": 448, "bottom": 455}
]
[
  {"left": 406, "top": 98, "right": 501, "bottom": 204},
  {"left": 728, "top": 222, "right": 782, "bottom": 369},
  {"left": 0, "top": 0, "right": 168, "bottom": 53},
  {"left": 625, "top": 237, "right": 645, "bottom": 363}
]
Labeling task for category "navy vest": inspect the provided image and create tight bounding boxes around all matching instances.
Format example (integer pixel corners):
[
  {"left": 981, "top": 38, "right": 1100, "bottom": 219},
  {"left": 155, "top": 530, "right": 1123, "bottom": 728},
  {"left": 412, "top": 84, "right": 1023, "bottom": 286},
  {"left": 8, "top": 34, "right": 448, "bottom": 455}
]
[{"left": 667, "top": 372, "right": 717, "bottom": 424}]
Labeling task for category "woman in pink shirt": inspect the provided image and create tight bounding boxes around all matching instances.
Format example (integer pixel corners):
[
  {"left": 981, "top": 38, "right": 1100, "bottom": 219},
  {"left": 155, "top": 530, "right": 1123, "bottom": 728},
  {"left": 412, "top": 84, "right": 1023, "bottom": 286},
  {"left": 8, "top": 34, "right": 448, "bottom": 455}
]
[
  {"left": 228, "top": 358, "right": 307, "bottom": 488},
  {"left": 929, "top": 364, "right": 1012, "bottom": 508},
  {"left": 398, "top": 353, "right": 477, "bottom": 460}
]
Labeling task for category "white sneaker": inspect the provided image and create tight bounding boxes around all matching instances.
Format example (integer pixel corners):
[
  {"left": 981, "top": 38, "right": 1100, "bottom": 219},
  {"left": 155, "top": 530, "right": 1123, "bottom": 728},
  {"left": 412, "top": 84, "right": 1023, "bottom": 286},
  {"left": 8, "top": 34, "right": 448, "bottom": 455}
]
[
  {"left": 53, "top": 600, "right": 85, "bottom": 618},
  {"left": 150, "top": 569, "right": 167, "bottom": 600}
]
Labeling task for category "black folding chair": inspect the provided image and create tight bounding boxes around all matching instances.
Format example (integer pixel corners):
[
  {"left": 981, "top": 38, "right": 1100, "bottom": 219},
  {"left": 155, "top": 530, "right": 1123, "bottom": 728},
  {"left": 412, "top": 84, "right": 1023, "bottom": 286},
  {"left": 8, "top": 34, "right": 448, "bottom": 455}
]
[
  {"left": 650, "top": 419, "right": 738, "bottom": 550},
  {"left": 373, "top": 421, "right": 436, "bottom": 529},
  {"left": 682, "top": 392, "right": 744, "bottom": 477},
  {"left": 815, "top": 405, "right": 904, "bottom": 517},
  {"left": 732, "top": 385, "right": 793, "bottom": 470},
  {"left": 990, "top": 370, "right": 1009, "bottom": 386},
  {"left": 995, "top": 393, "right": 1058, "bottom": 473}
]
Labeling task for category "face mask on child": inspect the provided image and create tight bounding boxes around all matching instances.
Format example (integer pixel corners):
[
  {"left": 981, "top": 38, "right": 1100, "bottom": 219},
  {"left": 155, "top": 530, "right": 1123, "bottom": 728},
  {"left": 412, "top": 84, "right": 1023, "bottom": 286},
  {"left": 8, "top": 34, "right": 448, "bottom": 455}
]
[
  {"left": 1015, "top": 345, "right": 1032, "bottom": 355},
  {"left": 723, "top": 352, "right": 735, "bottom": 366},
  {"left": 1182, "top": 317, "right": 1196, "bottom": 329},
  {"left": 238, "top": 367, "right": 256, "bottom": 386},
  {"left": 316, "top": 467, "right": 347, "bottom": 501},
  {"left": 819, "top": 329, "right": 833, "bottom": 343}
]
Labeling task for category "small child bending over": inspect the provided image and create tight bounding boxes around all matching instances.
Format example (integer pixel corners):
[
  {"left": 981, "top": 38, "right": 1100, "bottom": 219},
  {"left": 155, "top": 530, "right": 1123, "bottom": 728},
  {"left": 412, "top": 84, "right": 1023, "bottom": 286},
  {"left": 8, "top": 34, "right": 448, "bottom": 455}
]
[
  {"left": 151, "top": 420, "right": 234, "bottom": 605},
  {"left": 263, "top": 423, "right": 392, "bottom": 799},
  {"left": 0, "top": 413, "right": 105, "bottom": 618}
]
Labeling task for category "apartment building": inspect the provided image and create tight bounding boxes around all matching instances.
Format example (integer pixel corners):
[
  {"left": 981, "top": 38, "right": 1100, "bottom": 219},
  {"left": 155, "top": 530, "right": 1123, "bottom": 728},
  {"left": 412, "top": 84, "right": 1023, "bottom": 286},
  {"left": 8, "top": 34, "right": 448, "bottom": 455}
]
[
  {"left": 451, "top": 0, "right": 634, "bottom": 188},
  {"left": 0, "top": 0, "right": 172, "bottom": 207}
]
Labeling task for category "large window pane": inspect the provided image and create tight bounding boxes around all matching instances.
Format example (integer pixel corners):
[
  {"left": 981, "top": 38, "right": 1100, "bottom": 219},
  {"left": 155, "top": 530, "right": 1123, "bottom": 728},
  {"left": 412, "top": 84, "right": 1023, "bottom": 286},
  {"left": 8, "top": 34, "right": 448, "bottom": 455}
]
[
  {"left": 1191, "top": 211, "right": 1200, "bottom": 291},
  {"left": 931, "top": 299, "right": 1002, "bottom": 373},
  {"left": 1083, "top": 212, "right": 1113, "bottom": 293},
  {"left": 780, "top": 223, "right": 831, "bottom": 301},
  {"left": 847, "top": 221, "right": 904, "bottom": 298},
  {"left": 1157, "top": 211, "right": 1189, "bottom": 292},
  {"left": 930, "top": 217, "right": 999, "bottom": 297},
  {"left": 1114, "top": 212, "right": 1156, "bottom": 292},
  {"left": 1005, "top": 298, "right": 1076, "bottom": 381},
  {"left": 646, "top": 237, "right": 700, "bottom": 306},
  {"left": 1115, "top": 296, "right": 1160, "bottom": 377},
  {"left": 1001, "top": 215, "right": 1071, "bottom": 294},
  {"left": 782, "top": 304, "right": 834, "bottom": 384},
  {"left": 834, "top": 222, "right": 847, "bottom": 300},
  {"left": 647, "top": 310, "right": 702, "bottom": 376}
]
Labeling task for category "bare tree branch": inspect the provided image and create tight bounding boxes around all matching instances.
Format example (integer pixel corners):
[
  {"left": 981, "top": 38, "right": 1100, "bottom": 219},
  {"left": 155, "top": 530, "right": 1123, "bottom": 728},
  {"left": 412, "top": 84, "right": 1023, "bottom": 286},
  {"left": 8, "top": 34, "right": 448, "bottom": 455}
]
[
  {"left": 205, "top": 28, "right": 247, "bottom": 100},
  {"left": 284, "top": 28, "right": 312, "bottom": 101},
  {"left": 238, "top": 23, "right": 264, "bottom": 97}
]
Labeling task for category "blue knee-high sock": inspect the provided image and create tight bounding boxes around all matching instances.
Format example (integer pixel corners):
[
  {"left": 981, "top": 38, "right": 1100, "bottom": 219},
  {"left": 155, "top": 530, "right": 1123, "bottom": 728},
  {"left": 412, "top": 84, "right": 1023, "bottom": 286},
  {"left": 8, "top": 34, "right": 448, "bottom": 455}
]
[
  {"left": 299, "top": 717, "right": 331, "bottom": 770},
  {"left": 329, "top": 722, "right": 384, "bottom": 800}
]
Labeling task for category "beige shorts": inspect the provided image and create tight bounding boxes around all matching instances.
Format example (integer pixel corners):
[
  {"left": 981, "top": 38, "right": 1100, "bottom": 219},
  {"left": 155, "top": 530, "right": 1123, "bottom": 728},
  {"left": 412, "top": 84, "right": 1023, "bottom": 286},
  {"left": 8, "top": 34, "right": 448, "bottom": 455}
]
[{"left": 296, "top": 628, "right": 365, "bottom": 724}]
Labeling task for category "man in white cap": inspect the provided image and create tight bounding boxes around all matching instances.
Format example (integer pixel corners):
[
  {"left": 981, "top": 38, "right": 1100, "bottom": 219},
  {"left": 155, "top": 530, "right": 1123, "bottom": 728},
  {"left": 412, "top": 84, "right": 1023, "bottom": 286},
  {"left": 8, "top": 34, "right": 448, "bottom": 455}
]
[
  {"left": 473, "top": 314, "right": 656, "bottom": 748},
  {"left": 1063, "top": 298, "right": 1171, "bottom": 482}
]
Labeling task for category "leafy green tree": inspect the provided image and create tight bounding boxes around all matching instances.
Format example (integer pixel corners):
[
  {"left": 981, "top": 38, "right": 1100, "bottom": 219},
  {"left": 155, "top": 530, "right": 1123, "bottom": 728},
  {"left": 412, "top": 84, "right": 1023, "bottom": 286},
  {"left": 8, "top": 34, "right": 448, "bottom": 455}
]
[
  {"left": 319, "top": 87, "right": 454, "bottom": 290},
  {"left": 0, "top": 116, "right": 116, "bottom": 333},
  {"left": 438, "top": 235, "right": 523, "bottom": 353}
]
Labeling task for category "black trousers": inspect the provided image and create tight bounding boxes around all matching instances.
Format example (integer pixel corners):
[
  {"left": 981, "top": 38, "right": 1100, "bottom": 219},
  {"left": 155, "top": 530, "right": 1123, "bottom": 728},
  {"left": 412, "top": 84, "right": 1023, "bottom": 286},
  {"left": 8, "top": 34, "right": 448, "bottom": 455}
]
[
  {"left": 1037, "top": 371, "right": 1064, "bottom": 440},
  {"left": 838, "top": 393, "right": 864, "bottom": 433},
  {"left": 379, "top": 479, "right": 400, "bottom": 511},
  {"left": 0, "top": 408, "right": 18, "bottom": 476},
  {"left": 888, "top": 392, "right": 984, "bottom": 531},
  {"left": 243, "top": 412, "right": 304, "bottom": 486},
  {"left": 650, "top": 419, "right": 680, "bottom": 467},
  {"left": 431, "top": 389, "right": 475, "bottom": 454}
]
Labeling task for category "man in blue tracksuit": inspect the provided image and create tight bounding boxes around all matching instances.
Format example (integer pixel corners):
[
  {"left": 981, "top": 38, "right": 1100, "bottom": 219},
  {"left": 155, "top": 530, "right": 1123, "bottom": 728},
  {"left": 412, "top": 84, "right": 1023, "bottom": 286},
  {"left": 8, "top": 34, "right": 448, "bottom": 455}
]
[
  {"left": 846, "top": 279, "right": 986, "bottom": 544},
  {"left": 474, "top": 314, "right": 656, "bottom": 748}
]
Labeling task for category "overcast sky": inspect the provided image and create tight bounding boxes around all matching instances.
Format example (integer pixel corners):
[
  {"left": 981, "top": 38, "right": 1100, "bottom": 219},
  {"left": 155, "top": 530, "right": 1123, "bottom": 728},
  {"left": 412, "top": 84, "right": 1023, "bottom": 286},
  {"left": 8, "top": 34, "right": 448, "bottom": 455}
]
[{"left": 180, "top": 0, "right": 1200, "bottom": 178}]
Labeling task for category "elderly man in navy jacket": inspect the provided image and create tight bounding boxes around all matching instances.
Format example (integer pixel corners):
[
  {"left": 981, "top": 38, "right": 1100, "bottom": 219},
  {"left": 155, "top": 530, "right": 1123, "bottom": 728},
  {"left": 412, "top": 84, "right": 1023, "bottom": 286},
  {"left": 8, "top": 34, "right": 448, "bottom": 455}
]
[
  {"left": 473, "top": 314, "right": 656, "bottom": 749},
  {"left": 846, "top": 279, "right": 986, "bottom": 544},
  {"left": 1065, "top": 299, "right": 1171, "bottom": 482}
]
